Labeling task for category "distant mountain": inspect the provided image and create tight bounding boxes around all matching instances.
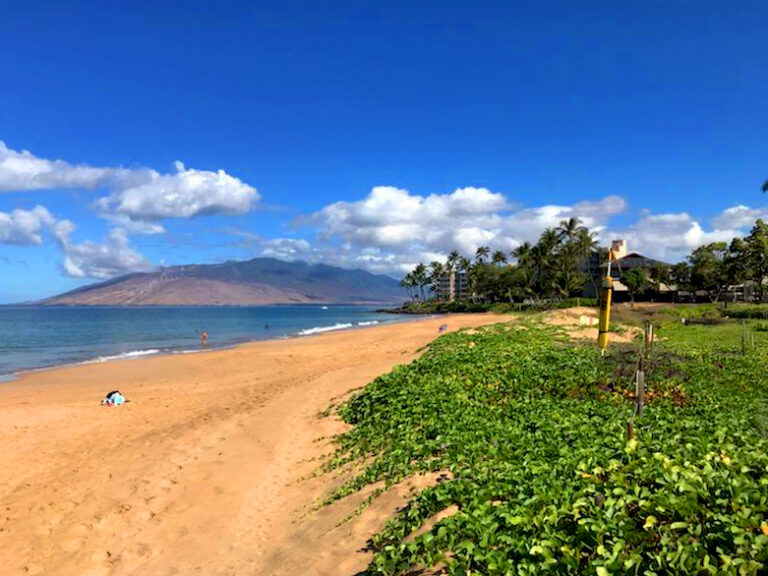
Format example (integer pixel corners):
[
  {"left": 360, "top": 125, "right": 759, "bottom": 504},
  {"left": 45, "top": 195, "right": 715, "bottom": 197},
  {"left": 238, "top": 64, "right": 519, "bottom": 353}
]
[{"left": 39, "top": 258, "right": 406, "bottom": 306}]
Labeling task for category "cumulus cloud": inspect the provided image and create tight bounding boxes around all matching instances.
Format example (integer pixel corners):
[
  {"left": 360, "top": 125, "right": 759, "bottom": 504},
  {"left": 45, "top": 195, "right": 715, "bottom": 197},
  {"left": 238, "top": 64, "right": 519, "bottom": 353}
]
[
  {"left": 0, "top": 205, "right": 60, "bottom": 245},
  {"left": 258, "top": 237, "right": 313, "bottom": 260},
  {"left": 502, "top": 196, "right": 626, "bottom": 245},
  {"left": 302, "top": 185, "right": 626, "bottom": 273},
  {"left": 0, "top": 141, "right": 120, "bottom": 192},
  {"left": 251, "top": 188, "right": 768, "bottom": 274},
  {"left": 0, "top": 142, "right": 260, "bottom": 224},
  {"left": 95, "top": 161, "right": 259, "bottom": 222},
  {"left": 0, "top": 203, "right": 152, "bottom": 279},
  {"left": 602, "top": 212, "right": 742, "bottom": 263},
  {"left": 51, "top": 224, "right": 153, "bottom": 279},
  {"left": 711, "top": 205, "right": 768, "bottom": 231},
  {"left": 102, "top": 214, "right": 166, "bottom": 235}
]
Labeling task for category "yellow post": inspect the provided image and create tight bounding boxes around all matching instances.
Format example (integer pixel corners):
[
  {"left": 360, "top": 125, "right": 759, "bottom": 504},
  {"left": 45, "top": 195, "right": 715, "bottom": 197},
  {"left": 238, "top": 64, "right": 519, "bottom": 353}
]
[{"left": 598, "top": 250, "right": 614, "bottom": 351}]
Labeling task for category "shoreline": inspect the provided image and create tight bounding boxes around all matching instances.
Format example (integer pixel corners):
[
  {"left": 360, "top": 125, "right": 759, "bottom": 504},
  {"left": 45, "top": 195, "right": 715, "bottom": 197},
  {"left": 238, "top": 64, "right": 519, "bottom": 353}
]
[
  {"left": 0, "top": 313, "right": 428, "bottom": 383},
  {"left": 0, "top": 312, "right": 504, "bottom": 576}
]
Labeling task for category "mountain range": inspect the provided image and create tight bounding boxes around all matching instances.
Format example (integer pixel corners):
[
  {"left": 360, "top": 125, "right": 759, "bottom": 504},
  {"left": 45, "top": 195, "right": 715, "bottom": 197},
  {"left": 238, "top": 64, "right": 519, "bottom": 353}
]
[{"left": 39, "top": 258, "right": 406, "bottom": 306}]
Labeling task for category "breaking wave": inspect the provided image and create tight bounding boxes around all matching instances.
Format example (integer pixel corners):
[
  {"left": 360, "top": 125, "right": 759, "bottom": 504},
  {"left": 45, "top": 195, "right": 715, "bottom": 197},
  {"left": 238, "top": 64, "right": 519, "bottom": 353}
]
[
  {"left": 297, "top": 323, "right": 353, "bottom": 336},
  {"left": 84, "top": 349, "right": 161, "bottom": 363}
]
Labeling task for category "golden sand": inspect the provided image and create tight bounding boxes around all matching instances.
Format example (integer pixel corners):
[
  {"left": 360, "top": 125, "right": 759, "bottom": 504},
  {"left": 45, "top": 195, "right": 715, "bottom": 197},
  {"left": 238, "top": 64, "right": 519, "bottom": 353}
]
[{"left": 0, "top": 313, "right": 504, "bottom": 576}]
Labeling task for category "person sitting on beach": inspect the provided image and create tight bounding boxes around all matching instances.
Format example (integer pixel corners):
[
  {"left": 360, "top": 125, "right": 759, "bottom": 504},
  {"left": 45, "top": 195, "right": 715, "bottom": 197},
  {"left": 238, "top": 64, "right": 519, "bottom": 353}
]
[{"left": 200, "top": 331, "right": 209, "bottom": 346}]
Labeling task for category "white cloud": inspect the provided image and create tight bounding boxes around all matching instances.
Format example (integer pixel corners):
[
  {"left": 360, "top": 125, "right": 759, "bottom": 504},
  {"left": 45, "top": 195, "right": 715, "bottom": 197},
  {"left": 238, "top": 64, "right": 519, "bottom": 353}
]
[
  {"left": 302, "top": 186, "right": 626, "bottom": 273},
  {"left": 0, "top": 142, "right": 260, "bottom": 223},
  {"left": 711, "top": 205, "right": 768, "bottom": 231},
  {"left": 0, "top": 203, "right": 152, "bottom": 279},
  {"left": 258, "top": 237, "right": 313, "bottom": 259},
  {"left": 51, "top": 225, "right": 153, "bottom": 279},
  {"left": 256, "top": 190, "right": 768, "bottom": 274},
  {"left": 0, "top": 141, "right": 120, "bottom": 192},
  {"left": 602, "top": 211, "right": 741, "bottom": 263},
  {"left": 96, "top": 161, "right": 260, "bottom": 222},
  {"left": 102, "top": 214, "right": 166, "bottom": 235},
  {"left": 7, "top": 140, "right": 768, "bottom": 280},
  {"left": 0, "top": 205, "right": 60, "bottom": 245},
  {"left": 502, "top": 196, "right": 626, "bottom": 244}
]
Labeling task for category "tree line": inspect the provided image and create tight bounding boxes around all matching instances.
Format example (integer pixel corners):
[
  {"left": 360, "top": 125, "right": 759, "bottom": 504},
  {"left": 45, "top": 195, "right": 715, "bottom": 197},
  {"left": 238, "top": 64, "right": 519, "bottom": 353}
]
[
  {"left": 400, "top": 217, "right": 600, "bottom": 303},
  {"left": 400, "top": 218, "right": 768, "bottom": 304}
]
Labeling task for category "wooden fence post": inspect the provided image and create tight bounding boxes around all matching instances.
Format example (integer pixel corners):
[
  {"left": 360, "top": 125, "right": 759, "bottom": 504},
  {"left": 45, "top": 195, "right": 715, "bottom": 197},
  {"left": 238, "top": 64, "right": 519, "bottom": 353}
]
[
  {"left": 636, "top": 322, "right": 651, "bottom": 418},
  {"left": 636, "top": 357, "right": 645, "bottom": 418},
  {"left": 742, "top": 320, "right": 747, "bottom": 355}
]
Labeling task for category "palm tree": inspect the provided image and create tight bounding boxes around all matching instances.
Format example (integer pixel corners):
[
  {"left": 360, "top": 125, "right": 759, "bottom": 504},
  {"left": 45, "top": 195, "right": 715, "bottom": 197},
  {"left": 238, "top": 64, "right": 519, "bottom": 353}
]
[
  {"left": 475, "top": 245, "right": 490, "bottom": 264},
  {"left": 413, "top": 263, "right": 429, "bottom": 301},
  {"left": 538, "top": 228, "right": 561, "bottom": 253},
  {"left": 446, "top": 250, "right": 461, "bottom": 272},
  {"left": 573, "top": 227, "right": 600, "bottom": 295},
  {"left": 512, "top": 242, "right": 533, "bottom": 264},
  {"left": 532, "top": 229, "right": 561, "bottom": 299},
  {"left": 556, "top": 217, "right": 585, "bottom": 244},
  {"left": 429, "top": 260, "right": 445, "bottom": 279},
  {"left": 554, "top": 220, "right": 594, "bottom": 298},
  {"left": 574, "top": 227, "right": 599, "bottom": 257},
  {"left": 428, "top": 261, "right": 445, "bottom": 296},
  {"left": 763, "top": 179, "right": 768, "bottom": 193},
  {"left": 512, "top": 242, "right": 535, "bottom": 298},
  {"left": 399, "top": 272, "right": 416, "bottom": 300},
  {"left": 491, "top": 250, "right": 508, "bottom": 268}
]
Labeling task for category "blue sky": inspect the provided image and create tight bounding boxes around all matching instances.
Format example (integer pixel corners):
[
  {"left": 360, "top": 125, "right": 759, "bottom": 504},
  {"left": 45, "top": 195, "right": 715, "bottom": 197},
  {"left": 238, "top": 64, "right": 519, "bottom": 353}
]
[{"left": 1, "top": 0, "right": 766, "bottom": 302}]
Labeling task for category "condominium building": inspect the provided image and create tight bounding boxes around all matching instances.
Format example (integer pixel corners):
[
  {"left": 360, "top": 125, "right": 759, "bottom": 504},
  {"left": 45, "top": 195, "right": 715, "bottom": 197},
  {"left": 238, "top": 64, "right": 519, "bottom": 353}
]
[{"left": 435, "top": 270, "right": 469, "bottom": 302}]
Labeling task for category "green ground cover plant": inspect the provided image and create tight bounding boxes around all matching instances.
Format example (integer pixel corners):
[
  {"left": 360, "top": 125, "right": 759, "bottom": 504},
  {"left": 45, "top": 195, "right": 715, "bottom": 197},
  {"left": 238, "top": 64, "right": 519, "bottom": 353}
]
[
  {"left": 650, "top": 303, "right": 768, "bottom": 322},
  {"left": 725, "top": 306, "right": 768, "bottom": 320},
  {"left": 324, "top": 319, "right": 768, "bottom": 575}
]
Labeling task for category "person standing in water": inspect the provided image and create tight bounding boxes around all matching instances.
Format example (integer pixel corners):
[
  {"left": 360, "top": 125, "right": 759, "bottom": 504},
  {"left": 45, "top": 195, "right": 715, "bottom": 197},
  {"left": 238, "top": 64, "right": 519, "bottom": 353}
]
[{"left": 200, "top": 330, "right": 209, "bottom": 346}]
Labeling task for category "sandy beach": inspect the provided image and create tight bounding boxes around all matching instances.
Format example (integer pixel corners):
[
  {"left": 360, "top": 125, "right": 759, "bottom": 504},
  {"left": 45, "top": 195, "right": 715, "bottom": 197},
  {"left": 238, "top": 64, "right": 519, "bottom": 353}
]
[{"left": 0, "top": 313, "right": 504, "bottom": 576}]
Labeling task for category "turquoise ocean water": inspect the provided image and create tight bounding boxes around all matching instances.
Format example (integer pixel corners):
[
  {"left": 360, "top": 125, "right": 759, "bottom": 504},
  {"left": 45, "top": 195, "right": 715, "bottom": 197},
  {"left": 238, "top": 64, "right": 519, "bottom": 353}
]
[{"left": 0, "top": 305, "right": 404, "bottom": 378}]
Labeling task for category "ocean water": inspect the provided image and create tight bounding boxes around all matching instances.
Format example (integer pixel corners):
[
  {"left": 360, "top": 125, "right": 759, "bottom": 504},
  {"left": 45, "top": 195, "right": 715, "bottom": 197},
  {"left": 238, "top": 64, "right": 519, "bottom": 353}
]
[{"left": 0, "top": 305, "right": 405, "bottom": 378}]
